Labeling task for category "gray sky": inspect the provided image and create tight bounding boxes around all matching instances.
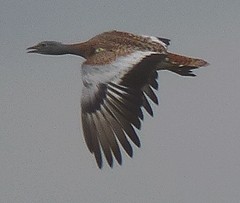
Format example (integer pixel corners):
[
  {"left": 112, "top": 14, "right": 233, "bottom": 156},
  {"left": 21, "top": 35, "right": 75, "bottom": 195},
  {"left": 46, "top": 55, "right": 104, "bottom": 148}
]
[{"left": 1, "top": 0, "right": 240, "bottom": 202}]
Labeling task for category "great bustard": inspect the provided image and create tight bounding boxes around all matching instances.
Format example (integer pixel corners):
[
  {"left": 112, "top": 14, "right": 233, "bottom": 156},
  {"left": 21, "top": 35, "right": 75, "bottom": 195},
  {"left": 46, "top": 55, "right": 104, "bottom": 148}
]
[{"left": 27, "top": 30, "right": 209, "bottom": 168}]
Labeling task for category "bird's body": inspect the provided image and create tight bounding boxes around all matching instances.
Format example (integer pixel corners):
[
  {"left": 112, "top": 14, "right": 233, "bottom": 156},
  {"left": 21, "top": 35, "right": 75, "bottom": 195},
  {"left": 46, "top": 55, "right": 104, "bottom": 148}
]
[{"left": 27, "top": 30, "right": 208, "bottom": 168}]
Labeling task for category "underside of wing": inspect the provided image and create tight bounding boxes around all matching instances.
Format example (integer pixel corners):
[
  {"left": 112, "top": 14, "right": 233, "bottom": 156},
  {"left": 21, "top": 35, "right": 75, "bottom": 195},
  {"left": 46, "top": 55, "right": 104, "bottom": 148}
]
[{"left": 81, "top": 51, "right": 166, "bottom": 168}]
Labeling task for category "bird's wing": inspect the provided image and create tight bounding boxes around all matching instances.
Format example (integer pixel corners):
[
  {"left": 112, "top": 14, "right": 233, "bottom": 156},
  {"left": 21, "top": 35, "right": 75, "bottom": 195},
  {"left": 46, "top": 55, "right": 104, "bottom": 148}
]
[{"left": 81, "top": 50, "right": 166, "bottom": 168}]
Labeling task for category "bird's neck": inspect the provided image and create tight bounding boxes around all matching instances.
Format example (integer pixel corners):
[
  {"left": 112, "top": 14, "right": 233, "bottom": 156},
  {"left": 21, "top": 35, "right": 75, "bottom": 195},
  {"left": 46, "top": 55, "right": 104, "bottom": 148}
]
[{"left": 64, "top": 42, "right": 92, "bottom": 58}]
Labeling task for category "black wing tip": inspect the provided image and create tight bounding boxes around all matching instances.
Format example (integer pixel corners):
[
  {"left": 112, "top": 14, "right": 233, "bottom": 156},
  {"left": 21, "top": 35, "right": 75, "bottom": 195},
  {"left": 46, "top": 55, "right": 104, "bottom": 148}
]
[
  {"left": 96, "top": 139, "right": 142, "bottom": 169},
  {"left": 170, "top": 67, "right": 197, "bottom": 77},
  {"left": 96, "top": 152, "right": 123, "bottom": 169},
  {"left": 134, "top": 138, "right": 141, "bottom": 148},
  {"left": 97, "top": 160, "right": 103, "bottom": 169},
  {"left": 157, "top": 37, "right": 171, "bottom": 46},
  {"left": 115, "top": 155, "right": 122, "bottom": 166},
  {"left": 96, "top": 153, "right": 123, "bottom": 169},
  {"left": 126, "top": 146, "right": 133, "bottom": 157}
]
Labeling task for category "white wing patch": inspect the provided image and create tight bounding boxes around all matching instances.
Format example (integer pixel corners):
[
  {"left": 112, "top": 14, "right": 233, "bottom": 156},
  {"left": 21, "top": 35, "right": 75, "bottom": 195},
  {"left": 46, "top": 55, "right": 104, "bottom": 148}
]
[{"left": 81, "top": 51, "right": 156, "bottom": 108}]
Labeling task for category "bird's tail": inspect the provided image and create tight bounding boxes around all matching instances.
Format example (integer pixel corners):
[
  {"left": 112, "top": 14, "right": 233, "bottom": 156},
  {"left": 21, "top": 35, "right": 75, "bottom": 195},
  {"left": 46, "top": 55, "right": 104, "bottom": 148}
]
[{"left": 158, "top": 52, "right": 209, "bottom": 76}]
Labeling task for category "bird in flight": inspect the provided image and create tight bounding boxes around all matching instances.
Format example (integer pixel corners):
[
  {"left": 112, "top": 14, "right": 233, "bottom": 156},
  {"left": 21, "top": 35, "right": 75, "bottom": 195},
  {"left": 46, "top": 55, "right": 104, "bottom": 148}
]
[{"left": 27, "top": 30, "right": 208, "bottom": 168}]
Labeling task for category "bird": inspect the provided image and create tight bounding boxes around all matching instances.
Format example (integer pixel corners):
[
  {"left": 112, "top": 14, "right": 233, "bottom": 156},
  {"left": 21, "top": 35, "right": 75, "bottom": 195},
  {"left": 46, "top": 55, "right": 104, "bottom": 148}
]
[{"left": 27, "top": 30, "right": 209, "bottom": 168}]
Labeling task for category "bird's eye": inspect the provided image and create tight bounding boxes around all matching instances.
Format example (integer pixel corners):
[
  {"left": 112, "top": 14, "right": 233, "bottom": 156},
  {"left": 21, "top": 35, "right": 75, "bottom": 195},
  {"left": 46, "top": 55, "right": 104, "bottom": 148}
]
[
  {"left": 40, "top": 43, "right": 47, "bottom": 47},
  {"left": 95, "top": 47, "right": 105, "bottom": 53}
]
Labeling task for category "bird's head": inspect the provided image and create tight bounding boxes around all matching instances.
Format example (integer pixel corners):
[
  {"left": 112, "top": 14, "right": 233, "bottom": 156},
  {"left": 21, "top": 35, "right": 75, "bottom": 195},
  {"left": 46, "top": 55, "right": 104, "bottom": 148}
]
[{"left": 27, "top": 41, "right": 66, "bottom": 55}]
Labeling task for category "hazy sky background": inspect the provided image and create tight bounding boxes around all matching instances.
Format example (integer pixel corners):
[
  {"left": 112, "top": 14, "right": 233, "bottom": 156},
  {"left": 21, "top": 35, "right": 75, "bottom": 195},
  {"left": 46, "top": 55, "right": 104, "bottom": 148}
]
[{"left": 1, "top": 1, "right": 240, "bottom": 202}]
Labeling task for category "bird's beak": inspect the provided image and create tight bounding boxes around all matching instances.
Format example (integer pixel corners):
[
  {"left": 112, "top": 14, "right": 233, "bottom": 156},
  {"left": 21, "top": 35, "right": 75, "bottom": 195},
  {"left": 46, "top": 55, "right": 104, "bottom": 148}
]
[{"left": 26, "top": 45, "right": 39, "bottom": 53}]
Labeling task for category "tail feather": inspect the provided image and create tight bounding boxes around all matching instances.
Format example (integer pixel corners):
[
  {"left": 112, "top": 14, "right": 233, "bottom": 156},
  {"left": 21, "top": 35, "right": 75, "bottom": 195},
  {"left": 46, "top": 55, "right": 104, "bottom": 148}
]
[
  {"left": 160, "top": 52, "right": 209, "bottom": 76},
  {"left": 167, "top": 52, "right": 209, "bottom": 67}
]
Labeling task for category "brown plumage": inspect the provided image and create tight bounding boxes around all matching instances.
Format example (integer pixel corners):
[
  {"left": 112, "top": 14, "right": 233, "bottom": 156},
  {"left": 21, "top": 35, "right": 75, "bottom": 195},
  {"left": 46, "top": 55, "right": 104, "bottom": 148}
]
[{"left": 27, "top": 30, "right": 209, "bottom": 168}]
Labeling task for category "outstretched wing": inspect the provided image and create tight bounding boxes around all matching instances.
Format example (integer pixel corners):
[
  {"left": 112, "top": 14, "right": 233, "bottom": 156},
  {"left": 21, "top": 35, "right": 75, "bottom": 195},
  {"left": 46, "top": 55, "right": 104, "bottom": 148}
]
[{"left": 81, "top": 51, "right": 166, "bottom": 168}]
